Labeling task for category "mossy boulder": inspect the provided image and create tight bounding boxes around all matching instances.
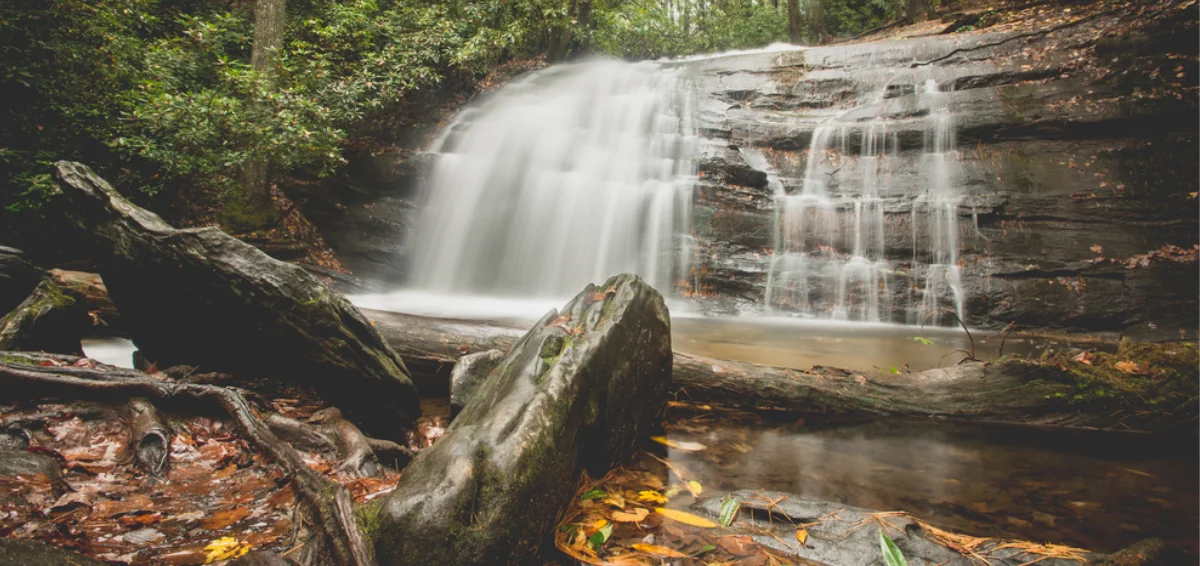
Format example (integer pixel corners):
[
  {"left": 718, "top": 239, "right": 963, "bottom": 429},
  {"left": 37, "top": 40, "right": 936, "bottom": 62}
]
[
  {"left": 0, "top": 278, "right": 88, "bottom": 355},
  {"left": 372, "top": 274, "right": 673, "bottom": 566},
  {"left": 46, "top": 162, "right": 420, "bottom": 439},
  {"left": 0, "top": 247, "right": 41, "bottom": 316}
]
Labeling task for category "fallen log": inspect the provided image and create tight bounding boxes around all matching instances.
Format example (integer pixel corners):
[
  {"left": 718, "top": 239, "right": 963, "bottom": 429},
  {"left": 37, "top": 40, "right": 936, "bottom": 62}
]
[
  {"left": 363, "top": 308, "right": 524, "bottom": 394},
  {"left": 43, "top": 162, "right": 420, "bottom": 439},
  {"left": 364, "top": 311, "right": 1196, "bottom": 432}
]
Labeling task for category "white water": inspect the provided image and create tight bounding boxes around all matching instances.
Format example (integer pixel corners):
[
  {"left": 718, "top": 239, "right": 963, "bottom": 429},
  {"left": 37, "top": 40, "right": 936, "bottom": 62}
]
[
  {"left": 405, "top": 59, "right": 699, "bottom": 299},
  {"left": 764, "top": 76, "right": 965, "bottom": 324}
]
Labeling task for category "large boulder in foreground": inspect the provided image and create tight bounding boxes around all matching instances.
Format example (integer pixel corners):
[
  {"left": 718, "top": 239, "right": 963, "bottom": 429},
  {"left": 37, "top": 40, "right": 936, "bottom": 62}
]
[
  {"left": 370, "top": 274, "right": 672, "bottom": 566},
  {"left": 47, "top": 162, "right": 420, "bottom": 438},
  {"left": 0, "top": 279, "right": 88, "bottom": 355}
]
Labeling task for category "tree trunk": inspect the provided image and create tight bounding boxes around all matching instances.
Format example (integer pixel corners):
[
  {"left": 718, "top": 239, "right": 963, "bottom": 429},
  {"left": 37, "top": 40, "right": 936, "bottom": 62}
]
[
  {"left": 576, "top": 0, "right": 593, "bottom": 55},
  {"left": 786, "top": 0, "right": 802, "bottom": 44},
  {"left": 905, "top": 0, "right": 926, "bottom": 24},
  {"left": 224, "top": 0, "right": 286, "bottom": 232},
  {"left": 547, "top": 0, "right": 577, "bottom": 61},
  {"left": 807, "top": 0, "right": 827, "bottom": 44}
]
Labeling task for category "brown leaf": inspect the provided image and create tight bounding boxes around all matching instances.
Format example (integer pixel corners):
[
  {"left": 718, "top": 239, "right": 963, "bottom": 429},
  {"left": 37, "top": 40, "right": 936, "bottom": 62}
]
[
  {"left": 1072, "top": 351, "right": 1095, "bottom": 366},
  {"left": 202, "top": 507, "right": 251, "bottom": 530},
  {"left": 611, "top": 507, "right": 650, "bottom": 522}
]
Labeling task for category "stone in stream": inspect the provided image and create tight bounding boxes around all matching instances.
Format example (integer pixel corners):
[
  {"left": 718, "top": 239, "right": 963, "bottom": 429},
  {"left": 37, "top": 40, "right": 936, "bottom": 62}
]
[
  {"left": 692, "top": 490, "right": 1103, "bottom": 566},
  {"left": 448, "top": 348, "right": 506, "bottom": 416},
  {"left": 45, "top": 162, "right": 420, "bottom": 439},
  {"left": 0, "top": 538, "right": 108, "bottom": 566},
  {"left": 0, "top": 278, "right": 89, "bottom": 355},
  {"left": 369, "top": 273, "right": 672, "bottom": 566}
]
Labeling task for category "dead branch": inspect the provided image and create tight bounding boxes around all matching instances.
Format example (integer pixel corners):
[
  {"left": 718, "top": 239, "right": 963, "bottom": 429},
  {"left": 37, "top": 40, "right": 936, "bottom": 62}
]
[{"left": 126, "top": 398, "right": 169, "bottom": 475}]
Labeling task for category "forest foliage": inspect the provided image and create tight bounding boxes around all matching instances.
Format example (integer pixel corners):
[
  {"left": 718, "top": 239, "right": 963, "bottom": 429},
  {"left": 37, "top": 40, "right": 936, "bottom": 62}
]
[{"left": 0, "top": 0, "right": 901, "bottom": 214}]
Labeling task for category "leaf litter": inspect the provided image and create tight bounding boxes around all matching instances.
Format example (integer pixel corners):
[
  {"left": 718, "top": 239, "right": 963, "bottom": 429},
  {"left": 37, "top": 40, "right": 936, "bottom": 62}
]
[{"left": 0, "top": 380, "right": 443, "bottom": 565}]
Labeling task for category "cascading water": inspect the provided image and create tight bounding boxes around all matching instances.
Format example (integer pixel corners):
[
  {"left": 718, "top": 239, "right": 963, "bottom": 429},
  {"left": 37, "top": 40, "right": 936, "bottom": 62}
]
[
  {"left": 406, "top": 60, "right": 698, "bottom": 299},
  {"left": 763, "top": 75, "right": 965, "bottom": 325}
]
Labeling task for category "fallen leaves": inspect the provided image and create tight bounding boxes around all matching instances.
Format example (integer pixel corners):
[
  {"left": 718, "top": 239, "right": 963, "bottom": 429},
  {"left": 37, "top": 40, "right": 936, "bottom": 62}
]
[
  {"left": 203, "top": 537, "right": 251, "bottom": 563},
  {"left": 637, "top": 490, "right": 669, "bottom": 504},
  {"left": 611, "top": 508, "right": 649, "bottom": 523},
  {"left": 203, "top": 507, "right": 252, "bottom": 531},
  {"left": 649, "top": 436, "right": 707, "bottom": 452},
  {"left": 631, "top": 543, "right": 688, "bottom": 558}
]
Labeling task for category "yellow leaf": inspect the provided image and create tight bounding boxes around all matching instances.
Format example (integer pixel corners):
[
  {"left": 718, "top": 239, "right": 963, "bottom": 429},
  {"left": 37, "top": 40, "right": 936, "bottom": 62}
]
[
  {"left": 632, "top": 543, "right": 689, "bottom": 558},
  {"left": 612, "top": 507, "right": 650, "bottom": 522},
  {"left": 655, "top": 507, "right": 717, "bottom": 528},
  {"left": 204, "top": 537, "right": 250, "bottom": 564},
  {"left": 687, "top": 480, "right": 703, "bottom": 496},
  {"left": 590, "top": 519, "right": 608, "bottom": 530},
  {"left": 603, "top": 493, "right": 626, "bottom": 509},
  {"left": 796, "top": 529, "right": 808, "bottom": 545},
  {"left": 638, "top": 490, "right": 669, "bottom": 504},
  {"left": 649, "top": 436, "right": 678, "bottom": 448}
]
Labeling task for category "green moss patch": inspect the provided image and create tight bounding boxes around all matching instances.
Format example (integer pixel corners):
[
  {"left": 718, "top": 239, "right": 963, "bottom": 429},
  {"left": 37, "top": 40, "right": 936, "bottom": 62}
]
[{"left": 1035, "top": 341, "right": 1198, "bottom": 429}]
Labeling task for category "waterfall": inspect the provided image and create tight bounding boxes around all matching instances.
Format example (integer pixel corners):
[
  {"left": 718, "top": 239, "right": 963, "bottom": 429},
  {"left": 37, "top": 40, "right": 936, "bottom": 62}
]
[
  {"left": 764, "top": 76, "right": 965, "bottom": 324},
  {"left": 405, "top": 60, "right": 698, "bottom": 299}
]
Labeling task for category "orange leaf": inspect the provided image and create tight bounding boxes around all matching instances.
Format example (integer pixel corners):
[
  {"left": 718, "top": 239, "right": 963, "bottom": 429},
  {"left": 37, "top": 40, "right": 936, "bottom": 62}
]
[
  {"left": 655, "top": 508, "right": 716, "bottom": 528},
  {"left": 631, "top": 543, "right": 688, "bottom": 558},
  {"left": 612, "top": 508, "right": 649, "bottom": 522}
]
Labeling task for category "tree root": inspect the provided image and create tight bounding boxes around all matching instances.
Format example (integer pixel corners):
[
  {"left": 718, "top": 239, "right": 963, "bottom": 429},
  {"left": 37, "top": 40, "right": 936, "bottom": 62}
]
[
  {"left": 310, "top": 407, "right": 414, "bottom": 477},
  {"left": 0, "top": 355, "right": 373, "bottom": 566}
]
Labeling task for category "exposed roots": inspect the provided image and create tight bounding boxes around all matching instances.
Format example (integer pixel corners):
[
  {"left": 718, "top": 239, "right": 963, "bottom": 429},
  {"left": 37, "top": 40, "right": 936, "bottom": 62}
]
[{"left": 0, "top": 354, "right": 373, "bottom": 566}]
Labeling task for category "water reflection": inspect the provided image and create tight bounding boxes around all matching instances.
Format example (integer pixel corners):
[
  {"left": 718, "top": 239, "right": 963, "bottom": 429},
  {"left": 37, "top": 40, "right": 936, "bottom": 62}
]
[{"left": 657, "top": 416, "right": 1199, "bottom": 554}]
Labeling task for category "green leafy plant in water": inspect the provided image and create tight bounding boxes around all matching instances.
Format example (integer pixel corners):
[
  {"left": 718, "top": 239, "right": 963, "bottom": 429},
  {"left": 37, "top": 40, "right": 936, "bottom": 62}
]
[
  {"left": 580, "top": 488, "right": 606, "bottom": 501},
  {"left": 718, "top": 495, "right": 740, "bottom": 527},
  {"left": 879, "top": 530, "right": 908, "bottom": 566},
  {"left": 588, "top": 523, "right": 613, "bottom": 551}
]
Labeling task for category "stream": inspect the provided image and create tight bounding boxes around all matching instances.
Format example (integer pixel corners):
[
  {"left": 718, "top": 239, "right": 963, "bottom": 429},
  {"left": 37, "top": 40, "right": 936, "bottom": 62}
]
[{"left": 651, "top": 413, "right": 1199, "bottom": 556}]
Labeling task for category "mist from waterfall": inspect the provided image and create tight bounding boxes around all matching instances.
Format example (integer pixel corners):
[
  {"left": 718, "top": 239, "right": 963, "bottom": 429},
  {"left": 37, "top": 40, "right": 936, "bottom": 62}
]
[{"left": 405, "top": 60, "right": 698, "bottom": 299}]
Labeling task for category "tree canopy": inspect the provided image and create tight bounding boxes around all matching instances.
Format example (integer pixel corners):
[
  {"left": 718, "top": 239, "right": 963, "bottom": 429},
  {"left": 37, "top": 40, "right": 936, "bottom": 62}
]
[{"left": 0, "top": 0, "right": 905, "bottom": 215}]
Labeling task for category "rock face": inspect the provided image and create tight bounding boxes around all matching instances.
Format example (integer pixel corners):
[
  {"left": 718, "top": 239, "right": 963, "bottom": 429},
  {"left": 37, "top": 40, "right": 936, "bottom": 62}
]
[
  {"left": 0, "top": 279, "right": 88, "bottom": 354},
  {"left": 371, "top": 274, "right": 672, "bottom": 566},
  {"left": 448, "top": 348, "right": 506, "bottom": 416},
  {"left": 47, "top": 162, "right": 421, "bottom": 438},
  {"left": 683, "top": 8, "right": 1198, "bottom": 336}
]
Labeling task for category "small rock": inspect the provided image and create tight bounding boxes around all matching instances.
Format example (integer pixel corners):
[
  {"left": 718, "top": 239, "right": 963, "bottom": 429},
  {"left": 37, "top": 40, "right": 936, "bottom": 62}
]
[{"left": 449, "top": 349, "right": 506, "bottom": 416}]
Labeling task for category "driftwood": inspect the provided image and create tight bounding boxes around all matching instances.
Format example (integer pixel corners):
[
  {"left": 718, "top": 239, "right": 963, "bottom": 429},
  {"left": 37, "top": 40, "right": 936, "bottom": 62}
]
[{"left": 0, "top": 356, "right": 372, "bottom": 566}]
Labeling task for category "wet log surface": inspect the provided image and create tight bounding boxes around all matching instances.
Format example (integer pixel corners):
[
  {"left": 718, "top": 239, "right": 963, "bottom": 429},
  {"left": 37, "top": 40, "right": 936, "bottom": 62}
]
[{"left": 364, "top": 309, "right": 1192, "bottom": 432}]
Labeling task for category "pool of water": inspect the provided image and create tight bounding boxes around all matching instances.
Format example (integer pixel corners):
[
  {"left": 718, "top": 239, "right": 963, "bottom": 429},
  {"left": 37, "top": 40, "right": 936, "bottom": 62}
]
[
  {"left": 652, "top": 411, "right": 1199, "bottom": 555},
  {"left": 81, "top": 336, "right": 136, "bottom": 368},
  {"left": 349, "top": 290, "right": 1099, "bottom": 372}
]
